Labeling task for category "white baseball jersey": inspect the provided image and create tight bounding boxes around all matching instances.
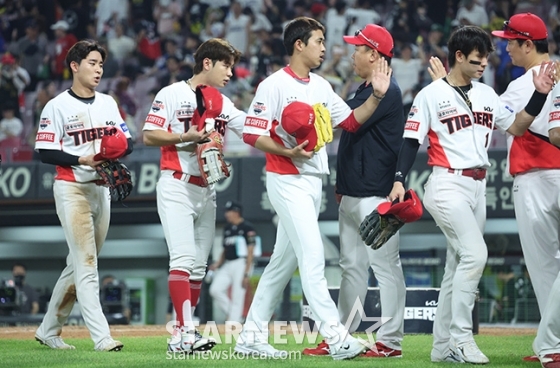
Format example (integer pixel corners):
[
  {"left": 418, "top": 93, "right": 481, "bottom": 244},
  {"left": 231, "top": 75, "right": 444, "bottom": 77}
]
[
  {"left": 501, "top": 65, "right": 560, "bottom": 174},
  {"left": 405, "top": 78, "right": 515, "bottom": 169},
  {"left": 142, "top": 81, "right": 245, "bottom": 175},
  {"left": 243, "top": 67, "right": 352, "bottom": 175},
  {"left": 34, "top": 90, "right": 131, "bottom": 182},
  {"left": 550, "top": 83, "right": 560, "bottom": 131}
]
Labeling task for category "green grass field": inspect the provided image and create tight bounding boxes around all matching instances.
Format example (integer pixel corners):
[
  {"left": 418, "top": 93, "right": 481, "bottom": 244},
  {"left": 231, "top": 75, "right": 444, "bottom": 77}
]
[{"left": 2, "top": 334, "right": 539, "bottom": 368}]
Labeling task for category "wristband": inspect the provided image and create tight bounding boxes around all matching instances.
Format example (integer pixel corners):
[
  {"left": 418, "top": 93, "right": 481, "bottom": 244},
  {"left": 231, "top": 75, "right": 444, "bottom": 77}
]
[
  {"left": 394, "top": 171, "right": 405, "bottom": 183},
  {"left": 372, "top": 92, "right": 385, "bottom": 101},
  {"left": 524, "top": 90, "right": 548, "bottom": 117}
]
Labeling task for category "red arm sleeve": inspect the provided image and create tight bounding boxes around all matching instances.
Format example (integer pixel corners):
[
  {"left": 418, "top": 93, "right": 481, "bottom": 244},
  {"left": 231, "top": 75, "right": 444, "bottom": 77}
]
[
  {"left": 243, "top": 133, "right": 260, "bottom": 147},
  {"left": 337, "top": 111, "right": 361, "bottom": 133}
]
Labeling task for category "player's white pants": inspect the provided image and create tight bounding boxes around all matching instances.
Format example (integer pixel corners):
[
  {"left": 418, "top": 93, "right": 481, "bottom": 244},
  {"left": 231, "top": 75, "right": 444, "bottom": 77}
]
[
  {"left": 338, "top": 195, "right": 406, "bottom": 350},
  {"left": 533, "top": 270, "right": 560, "bottom": 357},
  {"left": 37, "top": 181, "right": 112, "bottom": 347},
  {"left": 157, "top": 171, "right": 216, "bottom": 280},
  {"left": 423, "top": 167, "right": 487, "bottom": 355},
  {"left": 241, "top": 173, "right": 349, "bottom": 347},
  {"left": 209, "top": 257, "right": 249, "bottom": 323},
  {"left": 513, "top": 170, "right": 560, "bottom": 314}
]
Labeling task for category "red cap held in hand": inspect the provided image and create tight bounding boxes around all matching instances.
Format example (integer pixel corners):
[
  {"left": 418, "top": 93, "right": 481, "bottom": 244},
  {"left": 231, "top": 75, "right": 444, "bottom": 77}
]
[
  {"left": 192, "top": 84, "right": 224, "bottom": 132},
  {"left": 281, "top": 101, "right": 317, "bottom": 152},
  {"left": 93, "top": 128, "right": 127, "bottom": 161},
  {"left": 377, "top": 189, "right": 423, "bottom": 223}
]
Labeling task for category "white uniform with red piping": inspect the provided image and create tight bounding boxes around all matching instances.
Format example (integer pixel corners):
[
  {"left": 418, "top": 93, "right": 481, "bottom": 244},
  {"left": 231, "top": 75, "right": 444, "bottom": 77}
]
[
  {"left": 501, "top": 67, "right": 560, "bottom": 358},
  {"left": 240, "top": 67, "right": 354, "bottom": 347},
  {"left": 142, "top": 80, "right": 245, "bottom": 280},
  {"left": 404, "top": 78, "right": 515, "bottom": 355},
  {"left": 34, "top": 90, "right": 131, "bottom": 348}
]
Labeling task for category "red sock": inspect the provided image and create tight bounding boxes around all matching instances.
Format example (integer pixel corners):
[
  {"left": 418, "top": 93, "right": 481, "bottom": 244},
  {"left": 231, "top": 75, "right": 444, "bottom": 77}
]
[
  {"left": 168, "top": 270, "right": 191, "bottom": 328},
  {"left": 190, "top": 280, "right": 202, "bottom": 308}
]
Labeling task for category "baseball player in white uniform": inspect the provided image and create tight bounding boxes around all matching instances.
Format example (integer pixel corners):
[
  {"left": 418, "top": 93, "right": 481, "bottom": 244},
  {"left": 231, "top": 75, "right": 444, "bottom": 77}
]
[
  {"left": 387, "top": 26, "right": 555, "bottom": 364},
  {"left": 34, "top": 40, "right": 132, "bottom": 352},
  {"left": 489, "top": 14, "right": 560, "bottom": 366},
  {"left": 532, "top": 87, "right": 560, "bottom": 366},
  {"left": 235, "top": 17, "right": 392, "bottom": 360},
  {"left": 142, "top": 38, "right": 246, "bottom": 353}
]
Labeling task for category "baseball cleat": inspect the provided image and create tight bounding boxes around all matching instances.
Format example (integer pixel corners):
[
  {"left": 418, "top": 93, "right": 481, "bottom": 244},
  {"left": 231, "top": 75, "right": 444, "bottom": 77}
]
[
  {"left": 453, "top": 340, "right": 489, "bottom": 364},
  {"left": 302, "top": 339, "right": 330, "bottom": 356},
  {"left": 95, "top": 337, "right": 124, "bottom": 352},
  {"left": 192, "top": 330, "right": 216, "bottom": 352},
  {"left": 234, "top": 340, "right": 288, "bottom": 358},
  {"left": 168, "top": 327, "right": 195, "bottom": 353},
  {"left": 362, "top": 341, "right": 402, "bottom": 358},
  {"left": 431, "top": 348, "right": 465, "bottom": 363},
  {"left": 330, "top": 335, "right": 366, "bottom": 361},
  {"left": 541, "top": 353, "right": 560, "bottom": 368},
  {"left": 523, "top": 355, "right": 539, "bottom": 362},
  {"left": 35, "top": 334, "right": 76, "bottom": 350}
]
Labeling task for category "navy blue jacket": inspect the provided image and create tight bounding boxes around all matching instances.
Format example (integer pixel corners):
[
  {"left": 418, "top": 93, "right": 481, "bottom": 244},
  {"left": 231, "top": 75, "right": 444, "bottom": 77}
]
[{"left": 336, "top": 76, "right": 404, "bottom": 198}]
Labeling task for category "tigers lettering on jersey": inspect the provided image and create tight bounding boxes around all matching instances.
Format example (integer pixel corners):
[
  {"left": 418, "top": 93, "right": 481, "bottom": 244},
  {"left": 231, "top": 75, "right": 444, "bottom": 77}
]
[
  {"left": 67, "top": 126, "right": 117, "bottom": 146},
  {"left": 440, "top": 111, "right": 493, "bottom": 134}
]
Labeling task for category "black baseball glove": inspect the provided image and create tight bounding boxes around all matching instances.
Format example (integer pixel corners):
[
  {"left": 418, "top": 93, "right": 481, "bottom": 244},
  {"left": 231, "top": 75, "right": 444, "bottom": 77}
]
[
  {"left": 359, "top": 209, "right": 405, "bottom": 250},
  {"left": 95, "top": 160, "right": 133, "bottom": 201}
]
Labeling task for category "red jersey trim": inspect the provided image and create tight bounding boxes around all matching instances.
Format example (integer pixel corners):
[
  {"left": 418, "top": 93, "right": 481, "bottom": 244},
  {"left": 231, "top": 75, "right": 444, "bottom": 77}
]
[
  {"left": 338, "top": 111, "right": 360, "bottom": 132},
  {"left": 427, "top": 129, "right": 451, "bottom": 168},
  {"left": 509, "top": 130, "right": 560, "bottom": 175},
  {"left": 160, "top": 125, "right": 182, "bottom": 172},
  {"left": 265, "top": 120, "right": 299, "bottom": 174},
  {"left": 55, "top": 166, "right": 76, "bottom": 181},
  {"left": 282, "top": 66, "right": 310, "bottom": 83}
]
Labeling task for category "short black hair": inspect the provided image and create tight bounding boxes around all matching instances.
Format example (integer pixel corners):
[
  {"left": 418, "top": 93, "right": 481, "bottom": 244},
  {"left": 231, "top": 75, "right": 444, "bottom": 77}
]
[
  {"left": 447, "top": 26, "right": 494, "bottom": 67},
  {"left": 283, "top": 17, "right": 325, "bottom": 56},
  {"left": 513, "top": 38, "right": 549, "bottom": 54},
  {"left": 65, "top": 39, "right": 107, "bottom": 70}
]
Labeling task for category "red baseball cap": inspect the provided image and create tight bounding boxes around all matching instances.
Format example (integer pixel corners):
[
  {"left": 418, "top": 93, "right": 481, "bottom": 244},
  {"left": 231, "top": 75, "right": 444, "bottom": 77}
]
[
  {"left": 491, "top": 13, "right": 548, "bottom": 40},
  {"left": 377, "top": 189, "right": 423, "bottom": 223},
  {"left": 94, "top": 128, "right": 127, "bottom": 161},
  {"left": 281, "top": 101, "right": 317, "bottom": 152},
  {"left": 343, "top": 24, "right": 394, "bottom": 57},
  {"left": 192, "top": 84, "right": 223, "bottom": 131}
]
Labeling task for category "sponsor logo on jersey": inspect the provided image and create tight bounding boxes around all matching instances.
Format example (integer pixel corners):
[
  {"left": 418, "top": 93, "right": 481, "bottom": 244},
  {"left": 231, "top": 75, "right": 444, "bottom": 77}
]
[
  {"left": 64, "top": 122, "right": 84, "bottom": 132},
  {"left": 146, "top": 114, "right": 165, "bottom": 127},
  {"left": 67, "top": 115, "right": 80, "bottom": 123},
  {"left": 408, "top": 106, "right": 418, "bottom": 118},
  {"left": 505, "top": 105, "right": 514, "bottom": 113},
  {"left": 245, "top": 117, "right": 267, "bottom": 129},
  {"left": 484, "top": 106, "right": 493, "bottom": 112},
  {"left": 105, "top": 120, "right": 116, "bottom": 126},
  {"left": 253, "top": 102, "right": 266, "bottom": 115},
  {"left": 405, "top": 121, "right": 420, "bottom": 131},
  {"left": 550, "top": 111, "right": 560, "bottom": 122},
  {"left": 39, "top": 118, "right": 51, "bottom": 130},
  {"left": 438, "top": 100, "right": 451, "bottom": 109},
  {"left": 554, "top": 96, "right": 560, "bottom": 108},
  {"left": 437, "top": 107, "right": 457, "bottom": 119},
  {"left": 217, "top": 113, "right": 229, "bottom": 121},
  {"left": 120, "top": 123, "right": 129, "bottom": 132},
  {"left": 176, "top": 109, "right": 192, "bottom": 120},
  {"left": 36, "top": 132, "right": 55, "bottom": 142},
  {"left": 151, "top": 100, "right": 165, "bottom": 112}
]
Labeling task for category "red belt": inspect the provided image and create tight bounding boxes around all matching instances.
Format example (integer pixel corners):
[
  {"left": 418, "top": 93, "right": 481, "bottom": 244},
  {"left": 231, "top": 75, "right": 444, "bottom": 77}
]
[
  {"left": 448, "top": 168, "right": 487, "bottom": 181},
  {"left": 90, "top": 180, "right": 106, "bottom": 186},
  {"left": 172, "top": 171, "right": 207, "bottom": 187}
]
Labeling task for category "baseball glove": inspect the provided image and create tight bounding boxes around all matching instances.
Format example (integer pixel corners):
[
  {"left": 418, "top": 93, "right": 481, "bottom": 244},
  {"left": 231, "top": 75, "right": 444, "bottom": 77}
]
[
  {"left": 95, "top": 160, "right": 133, "bottom": 201},
  {"left": 196, "top": 131, "right": 230, "bottom": 185},
  {"left": 359, "top": 209, "right": 405, "bottom": 250},
  {"left": 312, "top": 103, "right": 333, "bottom": 152}
]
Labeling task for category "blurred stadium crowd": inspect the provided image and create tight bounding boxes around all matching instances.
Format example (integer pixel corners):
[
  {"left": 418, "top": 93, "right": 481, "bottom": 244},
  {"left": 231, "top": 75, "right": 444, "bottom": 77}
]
[{"left": 0, "top": 0, "right": 559, "bottom": 161}]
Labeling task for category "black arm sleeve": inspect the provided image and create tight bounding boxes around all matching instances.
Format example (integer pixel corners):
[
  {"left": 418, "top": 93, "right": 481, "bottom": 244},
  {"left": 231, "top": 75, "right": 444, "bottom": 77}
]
[
  {"left": 38, "top": 149, "right": 80, "bottom": 166},
  {"left": 394, "top": 138, "right": 420, "bottom": 184}
]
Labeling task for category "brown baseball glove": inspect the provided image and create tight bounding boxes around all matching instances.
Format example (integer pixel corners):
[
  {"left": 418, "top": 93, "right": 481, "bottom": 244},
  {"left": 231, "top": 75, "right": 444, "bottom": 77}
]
[
  {"left": 196, "top": 131, "right": 230, "bottom": 186},
  {"left": 95, "top": 160, "right": 133, "bottom": 201}
]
